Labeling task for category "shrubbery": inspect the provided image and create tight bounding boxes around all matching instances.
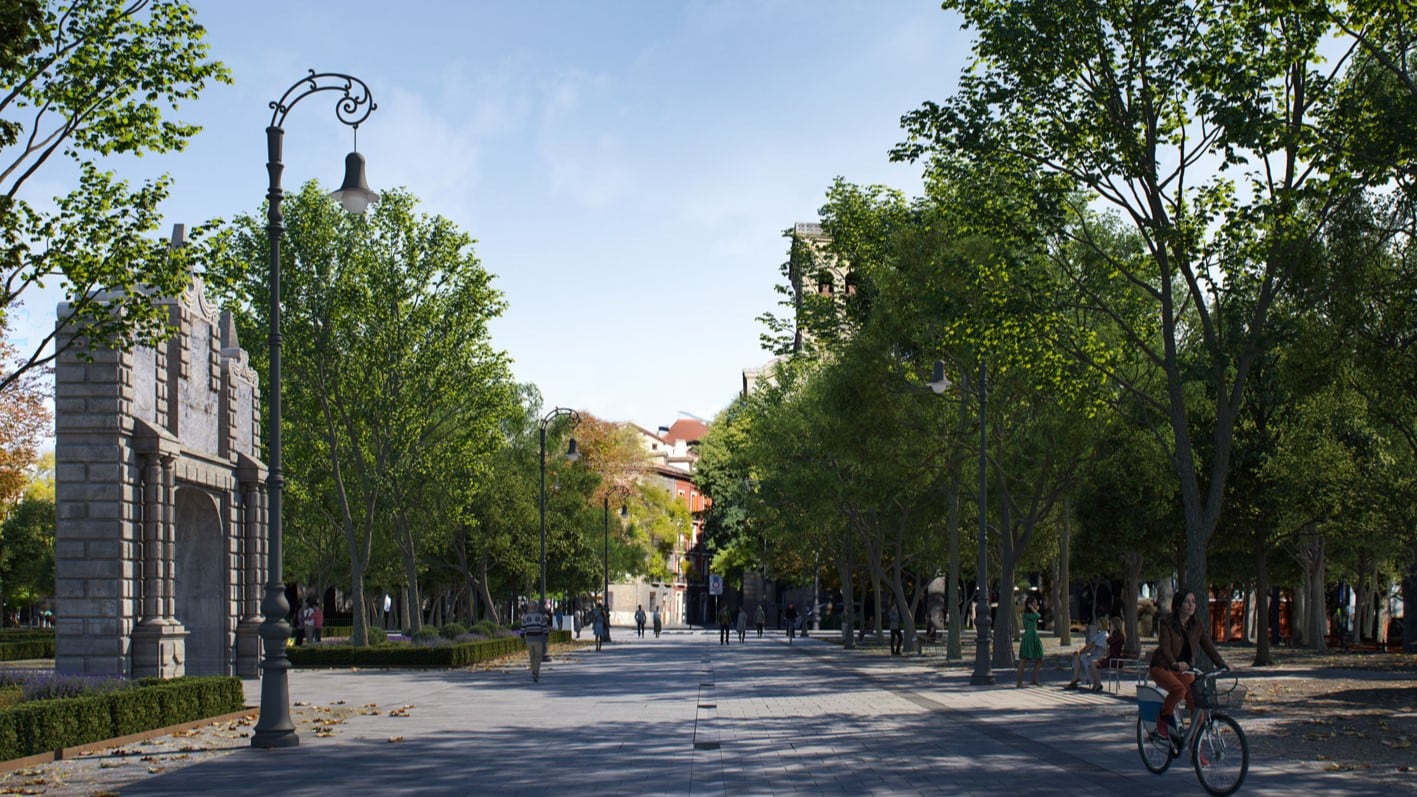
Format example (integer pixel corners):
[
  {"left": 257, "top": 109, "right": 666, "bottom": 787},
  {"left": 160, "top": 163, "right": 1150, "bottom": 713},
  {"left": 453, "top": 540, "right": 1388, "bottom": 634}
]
[
  {"left": 439, "top": 623, "right": 468, "bottom": 639},
  {"left": 0, "top": 675, "right": 244, "bottom": 762},
  {"left": 286, "top": 630, "right": 571, "bottom": 669}
]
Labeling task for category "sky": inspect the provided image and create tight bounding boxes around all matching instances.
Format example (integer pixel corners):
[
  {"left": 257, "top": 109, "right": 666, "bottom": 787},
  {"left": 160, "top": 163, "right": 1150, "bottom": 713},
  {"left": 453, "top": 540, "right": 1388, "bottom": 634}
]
[{"left": 10, "top": 0, "right": 972, "bottom": 433}]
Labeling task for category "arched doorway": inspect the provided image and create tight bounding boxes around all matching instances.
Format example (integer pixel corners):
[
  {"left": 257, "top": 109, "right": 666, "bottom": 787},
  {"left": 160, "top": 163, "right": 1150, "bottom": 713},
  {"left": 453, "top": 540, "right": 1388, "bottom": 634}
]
[{"left": 174, "top": 488, "right": 226, "bottom": 675}]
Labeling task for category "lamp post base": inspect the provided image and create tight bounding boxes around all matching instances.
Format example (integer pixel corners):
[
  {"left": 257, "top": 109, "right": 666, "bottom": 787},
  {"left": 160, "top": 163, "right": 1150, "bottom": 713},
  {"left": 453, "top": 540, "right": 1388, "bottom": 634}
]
[{"left": 969, "top": 624, "right": 995, "bottom": 685}]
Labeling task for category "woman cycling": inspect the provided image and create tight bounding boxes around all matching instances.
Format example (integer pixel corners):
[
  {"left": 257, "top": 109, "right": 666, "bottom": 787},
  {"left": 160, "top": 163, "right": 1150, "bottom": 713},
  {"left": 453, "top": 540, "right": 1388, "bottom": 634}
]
[{"left": 1148, "top": 589, "right": 1228, "bottom": 741}]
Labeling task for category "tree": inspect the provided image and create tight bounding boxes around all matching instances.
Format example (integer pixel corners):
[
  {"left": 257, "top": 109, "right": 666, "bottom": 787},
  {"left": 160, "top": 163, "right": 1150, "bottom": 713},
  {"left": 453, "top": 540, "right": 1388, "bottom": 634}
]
[
  {"left": 1, "top": 494, "right": 53, "bottom": 620},
  {"left": 0, "top": 316, "right": 48, "bottom": 513},
  {"left": 1, "top": 1, "right": 230, "bottom": 395},
  {"left": 897, "top": 0, "right": 1371, "bottom": 597},
  {"left": 209, "top": 183, "right": 513, "bottom": 644}
]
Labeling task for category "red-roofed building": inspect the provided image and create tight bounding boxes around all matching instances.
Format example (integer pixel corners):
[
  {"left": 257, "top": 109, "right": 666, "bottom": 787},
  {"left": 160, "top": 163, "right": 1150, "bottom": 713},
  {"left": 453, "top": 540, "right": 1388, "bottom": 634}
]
[{"left": 610, "top": 417, "right": 710, "bottom": 626}]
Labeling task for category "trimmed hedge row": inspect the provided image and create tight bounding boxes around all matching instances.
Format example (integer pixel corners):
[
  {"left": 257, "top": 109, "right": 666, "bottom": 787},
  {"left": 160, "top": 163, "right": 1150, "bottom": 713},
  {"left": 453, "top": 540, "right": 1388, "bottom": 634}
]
[
  {"left": 0, "top": 638, "right": 56, "bottom": 661},
  {"left": 287, "top": 630, "right": 572, "bottom": 669},
  {"left": 0, "top": 675, "right": 245, "bottom": 762}
]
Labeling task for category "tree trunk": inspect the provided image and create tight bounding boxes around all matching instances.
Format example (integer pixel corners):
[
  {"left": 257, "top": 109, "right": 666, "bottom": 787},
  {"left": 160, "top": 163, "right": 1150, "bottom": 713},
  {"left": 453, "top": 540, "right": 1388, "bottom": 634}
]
[
  {"left": 1303, "top": 531, "right": 1327, "bottom": 652},
  {"left": 350, "top": 561, "right": 368, "bottom": 646},
  {"left": 946, "top": 474, "right": 963, "bottom": 659},
  {"left": 1055, "top": 506, "right": 1073, "bottom": 647},
  {"left": 992, "top": 507, "right": 1018, "bottom": 670},
  {"left": 838, "top": 530, "right": 855, "bottom": 649},
  {"left": 1253, "top": 533, "right": 1274, "bottom": 666},
  {"left": 1121, "top": 551, "right": 1142, "bottom": 657}
]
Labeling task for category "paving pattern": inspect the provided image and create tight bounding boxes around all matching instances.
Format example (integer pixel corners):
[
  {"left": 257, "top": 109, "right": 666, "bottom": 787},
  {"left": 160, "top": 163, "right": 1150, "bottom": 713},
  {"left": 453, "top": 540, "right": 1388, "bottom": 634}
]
[{"left": 0, "top": 630, "right": 1409, "bottom": 796}]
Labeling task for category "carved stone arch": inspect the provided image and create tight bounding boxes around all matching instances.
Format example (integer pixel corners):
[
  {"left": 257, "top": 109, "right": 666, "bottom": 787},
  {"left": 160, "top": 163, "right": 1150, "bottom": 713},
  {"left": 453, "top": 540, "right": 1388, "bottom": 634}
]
[{"left": 173, "top": 486, "right": 226, "bottom": 675}]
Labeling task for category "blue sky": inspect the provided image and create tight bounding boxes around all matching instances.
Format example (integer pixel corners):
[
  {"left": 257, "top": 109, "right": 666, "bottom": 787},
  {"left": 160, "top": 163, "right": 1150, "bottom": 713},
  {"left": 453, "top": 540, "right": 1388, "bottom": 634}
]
[{"left": 12, "top": 1, "right": 970, "bottom": 430}]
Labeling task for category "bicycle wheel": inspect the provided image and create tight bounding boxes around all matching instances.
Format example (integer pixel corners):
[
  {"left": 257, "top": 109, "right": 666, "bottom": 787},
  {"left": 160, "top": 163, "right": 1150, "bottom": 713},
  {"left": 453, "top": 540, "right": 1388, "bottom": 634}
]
[
  {"left": 1193, "top": 712, "right": 1248, "bottom": 796},
  {"left": 1136, "top": 716, "right": 1174, "bottom": 773}
]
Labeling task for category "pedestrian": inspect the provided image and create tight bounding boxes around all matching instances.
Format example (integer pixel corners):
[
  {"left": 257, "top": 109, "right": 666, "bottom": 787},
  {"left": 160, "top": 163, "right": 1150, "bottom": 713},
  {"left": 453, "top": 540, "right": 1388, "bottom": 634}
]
[
  {"left": 652, "top": 605, "right": 663, "bottom": 637},
  {"left": 592, "top": 603, "right": 608, "bottom": 652},
  {"left": 785, "top": 602, "right": 799, "bottom": 643},
  {"left": 298, "top": 600, "right": 315, "bottom": 646},
  {"left": 1016, "top": 595, "right": 1044, "bottom": 687},
  {"left": 635, "top": 604, "right": 647, "bottom": 638},
  {"left": 554, "top": 605, "right": 564, "bottom": 632},
  {"left": 736, "top": 605, "right": 748, "bottom": 642},
  {"left": 521, "top": 600, "right": 550, "bottom": 682},
  {"left": 718, "top": 603, "right": 732, "bottom": 645},
  {"left": 312, "top": 601, "right": 324, "bottom": 643},
  {"left": 573, "top": 607, "right": 582, "bottom": 639},
  {"left": 754, "top": 604, "right": 766, "bottom": 638},
  {"left": 889, "top": 603, "right": 903, "bottom": 656}
]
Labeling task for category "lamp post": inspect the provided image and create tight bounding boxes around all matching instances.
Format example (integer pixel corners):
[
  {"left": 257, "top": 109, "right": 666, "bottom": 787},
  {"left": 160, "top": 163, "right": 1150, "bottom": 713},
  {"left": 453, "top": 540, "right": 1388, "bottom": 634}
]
[
  {"left": 931, "top": 358, "right": 993, "bottom": 685},
  {"left": 253, "top": 72, "right": 377, "bottom": 749},
  {"left": 539, "top": 407, "right": 581, "bottom": 607},
  {"left": 603, "top": 484, "right": 632, "bottom": 619}
]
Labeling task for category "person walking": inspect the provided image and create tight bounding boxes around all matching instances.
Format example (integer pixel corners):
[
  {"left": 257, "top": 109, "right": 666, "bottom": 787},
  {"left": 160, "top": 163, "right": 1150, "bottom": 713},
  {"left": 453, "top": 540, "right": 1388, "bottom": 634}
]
[
  {"left": 754, "top": 604, "right": 766, "bottom": 638},
  {"left": 652, "top": 606, "right": 663, "bottom": 638},
  {"left": 634, "top": 604, "right": 647, "bottom": 638},
  {"left": 718, "top": 603, "right": 732, "bottom": 645},
  {"left": 736, "top": 605, "right": 748, "bottom": 642},
  {"left": 298, "top": 600, "right": 315, "bottom": 646},
  {"left": 1016, "top": 595, "right": 1044, "bottom": 687},
  {"left": 592, "top": 603, "right": 608, "bottom": 652},
  {"left": 521, "top": 600, "right": 550, "bottom": 682},
  {"left": 785, "top": 602, "right": 799, "bottom": 643},
  {"left": 312, "top": 601, "right": 324, "bottom": 643},
  {"left": 889, "top": 603, "right": 903, "bottom": 656}
]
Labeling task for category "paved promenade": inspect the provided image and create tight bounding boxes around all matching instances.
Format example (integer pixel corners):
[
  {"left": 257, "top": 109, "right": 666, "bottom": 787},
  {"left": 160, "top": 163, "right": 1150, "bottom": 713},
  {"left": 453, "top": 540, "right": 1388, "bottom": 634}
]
[{"left": 9, "top": 629, "right": 1411, "bottom": 796}]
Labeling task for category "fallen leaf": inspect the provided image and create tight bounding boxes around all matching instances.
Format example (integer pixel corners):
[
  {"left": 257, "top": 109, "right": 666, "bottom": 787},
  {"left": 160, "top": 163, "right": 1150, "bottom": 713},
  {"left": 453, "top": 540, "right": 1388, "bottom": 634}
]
[{"left": 387, "top": 736, "right": 404, "bottom": 743}]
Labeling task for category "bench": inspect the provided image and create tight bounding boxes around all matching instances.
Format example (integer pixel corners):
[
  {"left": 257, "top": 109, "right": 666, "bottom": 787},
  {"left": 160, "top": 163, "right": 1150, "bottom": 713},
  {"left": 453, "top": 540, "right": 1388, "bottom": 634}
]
[
  {"left": 1103, "top": 657, "right": 1146, "bottom": 694},
  {"left": 915, "top": 634, "right": 948, "bottom": 656}
]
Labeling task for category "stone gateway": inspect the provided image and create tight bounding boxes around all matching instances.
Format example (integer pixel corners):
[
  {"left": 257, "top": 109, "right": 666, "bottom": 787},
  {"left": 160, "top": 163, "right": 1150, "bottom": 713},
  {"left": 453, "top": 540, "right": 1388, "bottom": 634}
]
[{"left": 54, "top": 274, "right": 267, "bottom": 678}]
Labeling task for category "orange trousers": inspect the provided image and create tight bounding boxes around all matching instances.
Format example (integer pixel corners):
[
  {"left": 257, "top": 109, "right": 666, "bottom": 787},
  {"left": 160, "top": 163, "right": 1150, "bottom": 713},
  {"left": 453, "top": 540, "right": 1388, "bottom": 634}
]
[{"left": 1149, "top": 667, "right": 1195, "bottom": 730}]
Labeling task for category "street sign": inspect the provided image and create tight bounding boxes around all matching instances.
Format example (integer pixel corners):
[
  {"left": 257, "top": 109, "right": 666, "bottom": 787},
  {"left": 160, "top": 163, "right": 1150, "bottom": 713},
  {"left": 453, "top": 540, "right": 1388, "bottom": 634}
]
[{"left": 708, "top": 574, "right": 723, "bottom": 596}]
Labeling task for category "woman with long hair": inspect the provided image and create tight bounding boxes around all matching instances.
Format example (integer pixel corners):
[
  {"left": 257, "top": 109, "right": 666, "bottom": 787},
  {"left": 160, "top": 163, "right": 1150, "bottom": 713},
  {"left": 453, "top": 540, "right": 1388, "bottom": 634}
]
[{"left": 1148, "top": 590, "right": 1229, "bottom": 741}]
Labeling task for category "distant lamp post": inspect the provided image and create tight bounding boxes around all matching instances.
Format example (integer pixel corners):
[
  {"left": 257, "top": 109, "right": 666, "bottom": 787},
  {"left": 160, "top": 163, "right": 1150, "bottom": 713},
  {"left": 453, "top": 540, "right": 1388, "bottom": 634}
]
[
  {"left": 254, "top": 71, "right": 377, "bottom": 750},
  {"left": 539, "top": 407, "right": 581, "bottom": 607},
  {"left": 931, "top": 358, "right": 993, "bottom": 685},
  {"left": 603, "top": 484, "right": 632, "bottom": 615}
]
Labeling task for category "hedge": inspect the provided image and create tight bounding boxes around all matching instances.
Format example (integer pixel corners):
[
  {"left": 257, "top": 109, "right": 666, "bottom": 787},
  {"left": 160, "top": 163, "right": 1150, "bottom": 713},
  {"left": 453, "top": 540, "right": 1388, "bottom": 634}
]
[
  {"left": 0, "top": 638, "right": 56, "bottom": 661},
  {"left": 286, "top": 630, "right": 572, "bottom": 669},
  {"left": 0, "top": 675, "right": 244, "bottom": 762}
]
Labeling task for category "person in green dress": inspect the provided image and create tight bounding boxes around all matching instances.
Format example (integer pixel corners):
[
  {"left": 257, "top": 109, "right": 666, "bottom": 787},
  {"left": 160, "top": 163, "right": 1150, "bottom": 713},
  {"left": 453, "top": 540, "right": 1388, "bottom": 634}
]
[{"left": 1017, "top": 595, "right": 1045, "bottom": 687}]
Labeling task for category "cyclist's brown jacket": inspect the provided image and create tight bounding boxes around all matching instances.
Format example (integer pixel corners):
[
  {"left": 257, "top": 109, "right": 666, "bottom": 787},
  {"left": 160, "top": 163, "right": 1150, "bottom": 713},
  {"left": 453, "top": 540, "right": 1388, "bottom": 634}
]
[{"left": 1149, "top": 615, "right": 1228, "bottom": 671}]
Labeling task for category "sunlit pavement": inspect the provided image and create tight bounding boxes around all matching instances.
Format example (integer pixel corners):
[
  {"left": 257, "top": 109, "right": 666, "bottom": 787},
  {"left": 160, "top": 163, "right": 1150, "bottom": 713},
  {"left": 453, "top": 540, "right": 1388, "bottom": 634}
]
[{"left": 69, "top": 629, "right": 1411, "bottom": 795}]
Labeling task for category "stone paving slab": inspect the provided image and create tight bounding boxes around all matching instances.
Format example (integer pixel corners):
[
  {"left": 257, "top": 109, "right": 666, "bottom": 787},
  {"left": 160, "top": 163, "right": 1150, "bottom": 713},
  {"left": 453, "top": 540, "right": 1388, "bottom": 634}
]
[{"left": 0, "top": 630, "right": 1410, "bottom": 796}]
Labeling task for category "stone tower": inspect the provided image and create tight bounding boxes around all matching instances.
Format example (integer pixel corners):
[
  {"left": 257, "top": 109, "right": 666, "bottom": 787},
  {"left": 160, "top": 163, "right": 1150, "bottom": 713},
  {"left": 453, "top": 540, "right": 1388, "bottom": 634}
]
[{"left": 54, "top": 274, "right": 266, "bottom": 678}]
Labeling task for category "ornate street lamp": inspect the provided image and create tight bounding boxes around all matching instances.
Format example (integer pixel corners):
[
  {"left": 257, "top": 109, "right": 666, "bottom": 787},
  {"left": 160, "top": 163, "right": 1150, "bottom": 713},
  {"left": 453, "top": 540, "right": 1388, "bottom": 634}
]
[
  {"left": 539, "top": 407, "right": 581, "bottom": 607},
  {"left": 931, "top": 358, "right": 993, "bottom": 685},
  {"left": 253, "top": 71, "right": 376, "bottom": 750},
  {"left": 603, "top": 484, "right": 633, "bottom": 615}
]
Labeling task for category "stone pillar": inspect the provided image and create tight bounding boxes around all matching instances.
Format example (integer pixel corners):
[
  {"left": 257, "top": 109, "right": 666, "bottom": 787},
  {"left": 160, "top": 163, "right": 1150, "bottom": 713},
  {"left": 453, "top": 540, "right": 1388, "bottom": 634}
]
[
  {"left": 131, "top": 449, "right": 187, "bottom": 679},
  {"left": 235, "top": 460, "right": 265, "bottom": 677}
]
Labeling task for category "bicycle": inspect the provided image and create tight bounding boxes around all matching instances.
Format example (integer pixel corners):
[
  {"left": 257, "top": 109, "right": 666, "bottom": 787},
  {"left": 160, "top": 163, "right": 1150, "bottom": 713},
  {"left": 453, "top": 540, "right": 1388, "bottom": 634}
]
[{"left": 1136, "top": 669, "right": 1250, "bottom": 796}]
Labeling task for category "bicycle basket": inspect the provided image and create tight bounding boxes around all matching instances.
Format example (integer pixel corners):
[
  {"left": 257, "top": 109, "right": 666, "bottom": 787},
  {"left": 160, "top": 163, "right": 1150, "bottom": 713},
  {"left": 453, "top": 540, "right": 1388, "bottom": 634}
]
[{"left": 1194, "top": 679, "right": 1247, "bottom": 709}]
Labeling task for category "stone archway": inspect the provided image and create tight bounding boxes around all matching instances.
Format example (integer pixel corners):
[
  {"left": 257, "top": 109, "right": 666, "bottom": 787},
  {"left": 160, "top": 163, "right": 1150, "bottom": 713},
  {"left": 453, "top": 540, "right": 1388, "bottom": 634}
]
[
  {"left": 53, "top": 271, "right": 267, "bottom": 679},
  {"left": 174, "top": 487, "right": 225, "bottom": 675}
]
